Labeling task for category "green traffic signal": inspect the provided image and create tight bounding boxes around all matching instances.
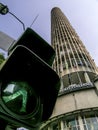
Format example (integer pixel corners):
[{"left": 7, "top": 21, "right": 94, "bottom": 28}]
[
  {"left": 2, "top": 81, "right": 39, "bottom": 115},
  {"left": 0, "top": 45, "right": 60, "bottom": 129}
]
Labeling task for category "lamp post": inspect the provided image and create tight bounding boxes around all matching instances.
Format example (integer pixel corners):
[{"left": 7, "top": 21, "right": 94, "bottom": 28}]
[
  {"left": 0, "top": 3, "right": 25, "bottom": 31},
  {"left": 0, "top": 3, "right": 9, "bottom": 15}
]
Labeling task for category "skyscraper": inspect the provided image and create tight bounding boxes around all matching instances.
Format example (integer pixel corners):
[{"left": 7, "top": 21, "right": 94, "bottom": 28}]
[{"left": 40, "top": 7, "right": 98, "bottom": 130}]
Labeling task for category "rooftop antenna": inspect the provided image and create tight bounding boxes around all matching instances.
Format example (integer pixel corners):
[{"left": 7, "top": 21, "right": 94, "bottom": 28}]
[{"left": 30, "top": 14, "right": 39, "bottom": 28}]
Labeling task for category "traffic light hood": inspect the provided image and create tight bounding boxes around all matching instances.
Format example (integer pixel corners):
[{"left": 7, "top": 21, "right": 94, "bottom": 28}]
[{"left": 8, "top": 28, "right": 55, "bottom": 66}]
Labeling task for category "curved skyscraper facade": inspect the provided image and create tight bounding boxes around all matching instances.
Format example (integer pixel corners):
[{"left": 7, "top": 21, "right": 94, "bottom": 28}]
[{"left": 40, "top": 7, "right": 98, "bottom": 130}]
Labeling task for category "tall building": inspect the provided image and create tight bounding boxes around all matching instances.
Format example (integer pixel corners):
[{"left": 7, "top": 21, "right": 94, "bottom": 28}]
[{"left": 40, "top": 7, "right": 98, "bottom": 130}]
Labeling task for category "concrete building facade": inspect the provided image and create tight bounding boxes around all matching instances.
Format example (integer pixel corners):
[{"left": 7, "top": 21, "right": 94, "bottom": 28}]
[
  {"left": 0, "top": 31, "right": 15, "bottom": 52},
  {"left": 40, "top": 7, "right": 98, "bottom": 130}
]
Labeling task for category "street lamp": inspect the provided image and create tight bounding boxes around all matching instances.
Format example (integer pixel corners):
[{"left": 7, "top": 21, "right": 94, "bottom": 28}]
[
  {"left": 0, "top": 3, "right": 25, "bottom": 31},
  {"left": 0, "top": 3, "right": 9, "bottom": 15}
]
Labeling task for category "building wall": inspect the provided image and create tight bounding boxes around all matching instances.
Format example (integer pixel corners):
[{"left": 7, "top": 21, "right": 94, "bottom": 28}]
[
  {"left": 51, "top": 88, "right": 98, "bottom": 118},
  {"left": 0, "top": 31, "right": 15, "bottom": 51}
]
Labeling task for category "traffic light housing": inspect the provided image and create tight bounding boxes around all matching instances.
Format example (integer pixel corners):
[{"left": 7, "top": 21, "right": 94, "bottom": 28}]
[
  {"left": 8, "top": 28, "right": 55, "bottom": 66},
  {"left": 0, "top": 28, "right": 60, "bottom": 129}
]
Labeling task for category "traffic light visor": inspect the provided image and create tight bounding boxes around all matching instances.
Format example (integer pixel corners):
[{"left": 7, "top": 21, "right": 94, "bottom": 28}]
[{"left": 8, "top": 28, "right": 55, "bottom": 66}]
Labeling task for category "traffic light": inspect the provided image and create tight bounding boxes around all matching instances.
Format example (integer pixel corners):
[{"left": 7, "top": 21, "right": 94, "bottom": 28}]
[
  {"left": 0, "top": 28, "right": 60, "bottom": 129},
  {"left": 8, "top": 28, "right": 55, "bottom": 66}
]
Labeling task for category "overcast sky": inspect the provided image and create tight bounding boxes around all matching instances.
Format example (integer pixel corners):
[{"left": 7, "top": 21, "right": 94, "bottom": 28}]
[{"left": 0, "top": 0, "right": 98, "bottom": 66}]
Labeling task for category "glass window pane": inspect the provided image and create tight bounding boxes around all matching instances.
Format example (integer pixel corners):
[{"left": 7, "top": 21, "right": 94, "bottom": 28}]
[
  {"left": 82, "top": 114, "right": 98, "bottom": 130},
  {"left": 52, "top": 121, "right": 61, "bottom": 130}
]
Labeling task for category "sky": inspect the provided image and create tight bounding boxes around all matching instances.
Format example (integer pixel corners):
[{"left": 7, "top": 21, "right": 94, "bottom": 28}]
[{"left": 0, "top": 0, "right": 98, "bottom": 66}]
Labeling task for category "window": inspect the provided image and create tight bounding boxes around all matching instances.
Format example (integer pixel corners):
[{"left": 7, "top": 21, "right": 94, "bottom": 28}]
[
  {"left": 63, "top": 117, "right": 80, "bottom": 130},
  {"left": 82, "top": 115, "right": 98, "bottom": 130},
  {"left": 51, "top": 121, "right": 61, "bottom": 130}
]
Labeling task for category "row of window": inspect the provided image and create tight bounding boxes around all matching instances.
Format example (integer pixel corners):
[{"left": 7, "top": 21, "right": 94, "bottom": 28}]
[
  {"left": 54, "top": 52, "right": 95, "bottom": 74},
  {"left": 41, "top": 111, "right": 98, "bottom": 130}
]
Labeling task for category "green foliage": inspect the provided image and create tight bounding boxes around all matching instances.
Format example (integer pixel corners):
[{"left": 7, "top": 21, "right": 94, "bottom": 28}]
[{"left": 0, "top": 53, "right": 5, "bottom": 65}]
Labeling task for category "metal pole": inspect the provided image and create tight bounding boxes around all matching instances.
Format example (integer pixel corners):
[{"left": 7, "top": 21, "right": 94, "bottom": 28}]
[{"left": 9, "top": 11, "right": 25, "bottom": 31}]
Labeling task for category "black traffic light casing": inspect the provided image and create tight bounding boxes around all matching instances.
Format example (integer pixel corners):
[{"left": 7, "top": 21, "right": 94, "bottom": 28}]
[
  {"left": 0, "top": 28, "right": 60, "bottom": 129},
  {"left": 8, "top": 28, "right": 55, "bottom": 66}
]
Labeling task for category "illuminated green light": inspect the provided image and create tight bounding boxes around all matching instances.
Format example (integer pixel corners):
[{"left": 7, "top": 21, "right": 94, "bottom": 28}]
[{"left": 2, "top": 81, "right": 38, "bottom": 115}]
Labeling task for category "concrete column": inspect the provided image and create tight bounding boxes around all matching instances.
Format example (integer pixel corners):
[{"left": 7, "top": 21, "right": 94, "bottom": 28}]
[
  {"left": 78, "top": 116, "right": 85, "bottom": 130},
  {"left": 84, "top": 72, "right": 91, "bottom": 83},
  {"left": 94, "top": 76, "right": 98, "bottom": 90}
]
